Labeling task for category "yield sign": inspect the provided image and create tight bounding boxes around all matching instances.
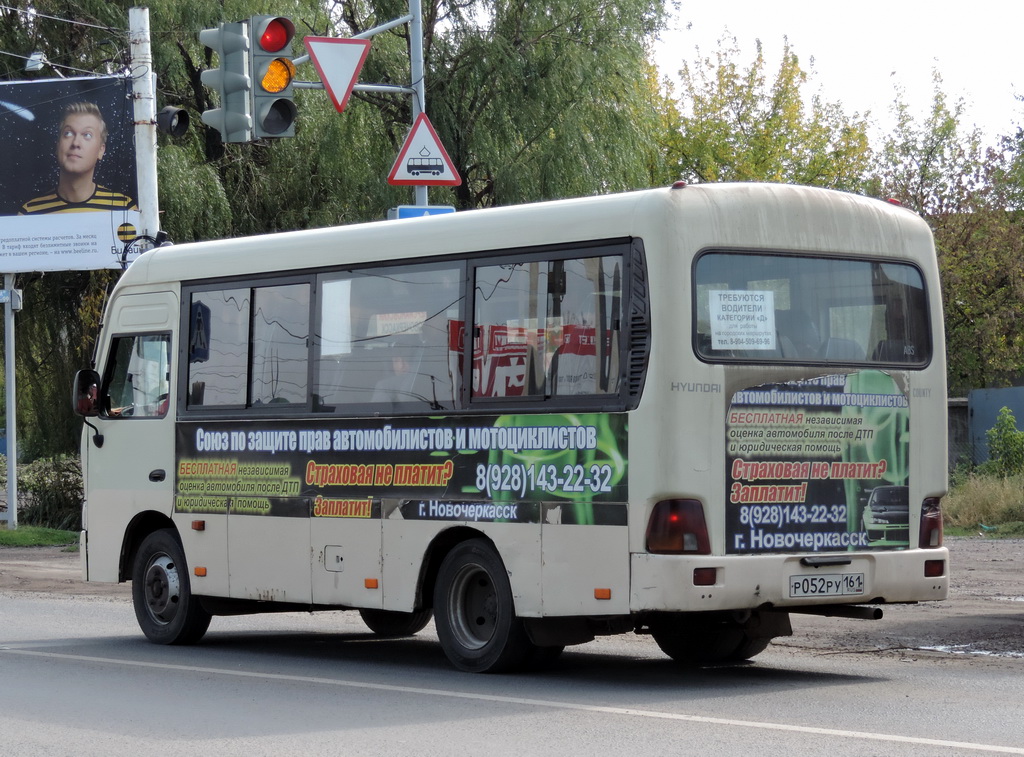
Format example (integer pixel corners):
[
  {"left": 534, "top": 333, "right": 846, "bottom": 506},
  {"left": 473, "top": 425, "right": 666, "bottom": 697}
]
[
  {"left": 304, "top": 37, "right": 371, "bottom": 113},
  {"left": 388, "top": 113, "right": 461, "bottom": 186}
]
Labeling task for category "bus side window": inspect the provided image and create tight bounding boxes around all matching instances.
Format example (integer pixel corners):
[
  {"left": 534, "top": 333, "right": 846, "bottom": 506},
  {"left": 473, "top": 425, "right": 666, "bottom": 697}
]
[
  {"left": 473, "top": 255, "right": 622, "bottom": 400},
  {"left": 316, "top": 264, "right": 463, "bottom": 411},
  {"left": 103, "top": 334, "right": 171, "bottom": 418},
  {"left": 250, "top": 283, "right": 309, "bottom": 405},
  {"left": 187, "top": 288, "right": 249, "bottom": 408}
]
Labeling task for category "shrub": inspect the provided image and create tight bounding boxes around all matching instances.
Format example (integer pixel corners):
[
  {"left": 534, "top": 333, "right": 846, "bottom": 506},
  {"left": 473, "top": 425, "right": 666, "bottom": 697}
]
[
  {"left": 979, "top": 407, "right": 1024, "bottom": 477},
  {"left": 15, "top": 455, "right": 84, "bottom": 532}
]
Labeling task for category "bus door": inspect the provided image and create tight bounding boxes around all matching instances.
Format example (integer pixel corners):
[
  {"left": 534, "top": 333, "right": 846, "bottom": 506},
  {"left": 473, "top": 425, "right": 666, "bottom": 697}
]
[{"left": 86, "top": 292, "right": 182, "bottom": 583}]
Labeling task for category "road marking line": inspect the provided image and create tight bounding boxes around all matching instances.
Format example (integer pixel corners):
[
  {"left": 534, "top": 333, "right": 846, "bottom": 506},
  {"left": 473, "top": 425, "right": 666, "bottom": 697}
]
[{"left": 4, "top": 647, "right": 1023, "bottom": 755}]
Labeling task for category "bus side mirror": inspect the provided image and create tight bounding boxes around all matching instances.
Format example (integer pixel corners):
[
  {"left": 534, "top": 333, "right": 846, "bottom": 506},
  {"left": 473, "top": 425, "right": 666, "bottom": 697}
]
[{"left": 73, "top": 369, "right": 102, "bottom": 417}]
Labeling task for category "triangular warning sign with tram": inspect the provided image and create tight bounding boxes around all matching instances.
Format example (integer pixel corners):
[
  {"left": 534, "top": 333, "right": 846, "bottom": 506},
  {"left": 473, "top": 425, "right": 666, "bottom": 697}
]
[{"left": 387, "top": 113, "right": 461, "bottom": 186}]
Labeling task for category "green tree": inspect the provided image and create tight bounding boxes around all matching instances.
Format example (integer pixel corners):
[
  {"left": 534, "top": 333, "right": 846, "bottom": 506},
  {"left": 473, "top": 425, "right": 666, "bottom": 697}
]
[
  {"left": 1, "top": 0, "right": 669, "bottom": 458},
  {"left": 4, "top": 0, "right": 667, "bottom": 230},
  {"left": 337, "top": 0, "right": 667, "bottom": 208},
  {"left": 11, "top": 272, "right": 116, "bottom": 458},
  {"left": 999, "top": 98, "right": 1024, "bottom": 209},
  {"left": 660, "top": 36, "right": 872, "bottom": 189},
  {"left": 869, "top": 75, "right": 1024, "bottom": 395}
]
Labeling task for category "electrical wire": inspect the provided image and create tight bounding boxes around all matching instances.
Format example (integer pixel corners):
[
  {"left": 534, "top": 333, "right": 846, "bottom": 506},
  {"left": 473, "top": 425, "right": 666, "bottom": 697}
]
[
  {"left": 0, "top": 3, "right": 120, "bottom": 33},
  {"left": 0, "top": 49, "right": 105, "bottom": 77},
  {"left": 0, "top": 3, "right": 130, "bottom": 78}
]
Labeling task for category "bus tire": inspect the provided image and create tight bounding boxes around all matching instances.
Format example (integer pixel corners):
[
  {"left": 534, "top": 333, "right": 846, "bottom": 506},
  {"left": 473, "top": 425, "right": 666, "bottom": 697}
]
[
  {"left": 433, "top": 539, "right": 533, "bottom": 673},
  {"left": 359, "top": 608, "right": 433, "bottom": 637},
  {"left": 527, "top": 644, "right": 565, "bottom": 669},
  {"left": 650, "top": 614, "right": 771, "bottom": 666},
  {"left": 132, "top": 529, "right": 211, "bottom": 645}
]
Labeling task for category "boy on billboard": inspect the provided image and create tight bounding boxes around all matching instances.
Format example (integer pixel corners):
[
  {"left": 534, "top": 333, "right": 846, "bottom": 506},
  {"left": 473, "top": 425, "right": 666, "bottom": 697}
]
[{"left": 19, "top": 101, "right": 136, "bottom": 214}]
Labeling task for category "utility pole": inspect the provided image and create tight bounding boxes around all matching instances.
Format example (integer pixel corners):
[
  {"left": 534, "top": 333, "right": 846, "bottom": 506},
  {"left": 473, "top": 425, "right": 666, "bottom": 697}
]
[{"left": 129, "top": 7, "right": 160, "bottom": 246}]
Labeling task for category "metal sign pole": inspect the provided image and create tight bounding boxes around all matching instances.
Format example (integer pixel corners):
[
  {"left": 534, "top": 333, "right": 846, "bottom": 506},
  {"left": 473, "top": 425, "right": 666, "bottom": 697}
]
[
  {"left": 4, "top": 273, "right": 17, "bottom": 528},
  {"left": 408, "top": 0, "right": 428, "bottom": 207}
]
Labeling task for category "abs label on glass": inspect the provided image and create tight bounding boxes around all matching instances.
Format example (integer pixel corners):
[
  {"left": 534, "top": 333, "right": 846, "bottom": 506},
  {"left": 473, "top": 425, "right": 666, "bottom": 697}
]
[{"left": 725, "top": 370, "right": 910, "bottom": 554}]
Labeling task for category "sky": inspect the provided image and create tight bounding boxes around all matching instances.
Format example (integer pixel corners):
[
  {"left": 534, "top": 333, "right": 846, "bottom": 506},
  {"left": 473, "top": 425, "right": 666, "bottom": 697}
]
[{"left": 653, "top": 0, "right": 1022, "bottom": 145}]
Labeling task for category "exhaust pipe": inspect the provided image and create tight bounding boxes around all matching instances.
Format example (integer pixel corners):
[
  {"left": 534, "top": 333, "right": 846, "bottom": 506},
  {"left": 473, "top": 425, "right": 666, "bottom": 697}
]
[{"left": 789, "top": 605, "right": 883, "bottom": 620}]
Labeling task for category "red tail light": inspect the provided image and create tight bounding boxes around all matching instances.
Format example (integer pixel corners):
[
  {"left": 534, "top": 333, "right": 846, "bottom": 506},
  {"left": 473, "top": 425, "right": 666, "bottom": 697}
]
[
  {"left": 693, "top": 567, "right": 717, "bottom": 585},
  {"left": 646, "top": 499, "right": 711, "bottom": 554},
  {"left": 919, "top": 497, "right": 943, "bottom": 549}
]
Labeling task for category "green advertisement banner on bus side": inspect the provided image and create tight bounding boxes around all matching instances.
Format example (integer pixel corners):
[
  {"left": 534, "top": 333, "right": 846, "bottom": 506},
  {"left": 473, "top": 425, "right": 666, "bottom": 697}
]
[{"left": 175, "top": 412, "right": 628, "bottom": 526}]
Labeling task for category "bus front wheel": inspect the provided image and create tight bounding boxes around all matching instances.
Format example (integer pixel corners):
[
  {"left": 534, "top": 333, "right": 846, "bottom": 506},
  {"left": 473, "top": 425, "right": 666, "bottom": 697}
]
[
  {"left": 359, "top": 608, "right": 433, "bottom": 637},
  {"left": 433, "top": 539, "right": 533, "bottom": 673},
  {"left": 131, "top": 529, "right": 211, "bottom": 645}
]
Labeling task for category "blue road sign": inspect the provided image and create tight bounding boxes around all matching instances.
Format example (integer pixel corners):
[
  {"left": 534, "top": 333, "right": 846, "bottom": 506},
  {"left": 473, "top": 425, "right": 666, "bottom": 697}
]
[{"left": 390, "top": 205, "right": 456, "bottom": 220}]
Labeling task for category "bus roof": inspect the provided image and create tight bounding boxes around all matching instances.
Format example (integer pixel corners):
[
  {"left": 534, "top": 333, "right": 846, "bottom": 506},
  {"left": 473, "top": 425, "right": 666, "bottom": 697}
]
[{"left": 123, "top": 183, "right": 931, "bottom": 288}]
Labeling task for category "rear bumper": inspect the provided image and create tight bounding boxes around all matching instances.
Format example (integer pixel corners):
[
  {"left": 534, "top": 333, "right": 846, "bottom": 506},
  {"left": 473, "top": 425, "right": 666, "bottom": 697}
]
[{"left": 630, "top": 547, "right": 949, "bottom": 612}]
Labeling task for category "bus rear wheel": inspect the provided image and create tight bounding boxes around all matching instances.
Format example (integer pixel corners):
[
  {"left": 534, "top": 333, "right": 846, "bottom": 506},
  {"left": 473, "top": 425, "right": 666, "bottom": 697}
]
[
  {"left": 649, "top": 613, "right": 773, "bottom": 666},
  {"left": 433, "top": 539, "right": 534, "bottom": 673},
  {"left": 359, "top": 608, "right": 433, "bottom": 637},
  {"left": 132, "top": 529, "right": 211, "bottom": 645}
]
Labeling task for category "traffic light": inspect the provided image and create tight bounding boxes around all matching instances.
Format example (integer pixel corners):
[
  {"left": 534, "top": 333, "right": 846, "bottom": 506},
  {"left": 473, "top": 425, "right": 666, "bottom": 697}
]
[
  {"left": 249, "top": 16, "right": 297, "bottom": 138},
  {"left": 199, "top": 22, "right": 252, "bottom": 143},
  {"left": 156, "top": 106, "right": 189, "bottom": 137}
]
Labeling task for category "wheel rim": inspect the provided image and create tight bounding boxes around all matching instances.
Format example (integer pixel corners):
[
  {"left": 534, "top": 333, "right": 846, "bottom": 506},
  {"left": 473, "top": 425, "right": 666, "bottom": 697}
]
[
  {"left": 143, "top": 554, "right": 181, "bottom": 626},
  {"left": 447, "top": 561, "right": 497, "bottom": 650}
]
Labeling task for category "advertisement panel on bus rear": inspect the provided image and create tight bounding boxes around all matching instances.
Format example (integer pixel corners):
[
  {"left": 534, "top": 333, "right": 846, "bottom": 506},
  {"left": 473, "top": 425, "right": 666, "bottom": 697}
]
[{"left": 725, "top": 370, "right": 910, "bottom": 553}]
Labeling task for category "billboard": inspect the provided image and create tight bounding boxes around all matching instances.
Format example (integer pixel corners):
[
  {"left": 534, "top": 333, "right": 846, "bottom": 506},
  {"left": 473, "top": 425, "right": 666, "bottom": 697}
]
[{"left": 0, "top": 76, "right": 142, "bottom": 272}]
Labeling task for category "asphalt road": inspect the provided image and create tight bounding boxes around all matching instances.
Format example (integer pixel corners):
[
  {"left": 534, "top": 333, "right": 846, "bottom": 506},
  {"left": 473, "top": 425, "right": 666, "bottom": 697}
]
[{"left": 1, "top": 538, "right": 1023, "bottom": 756}]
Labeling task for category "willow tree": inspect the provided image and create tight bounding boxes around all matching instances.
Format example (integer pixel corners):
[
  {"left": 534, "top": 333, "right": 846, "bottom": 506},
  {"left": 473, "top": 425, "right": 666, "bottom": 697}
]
[
  {"left": 335, "top": 0, "right": 668, "bottom": 209},
  {"left": 0, "top": 0, "right": 668, "bottom": 457},
  {"left": 140, "top": 0, "right": 670, "bottom": 231},
  {"left": 661, "top": 36, "right": 872, "bottom": 190}
]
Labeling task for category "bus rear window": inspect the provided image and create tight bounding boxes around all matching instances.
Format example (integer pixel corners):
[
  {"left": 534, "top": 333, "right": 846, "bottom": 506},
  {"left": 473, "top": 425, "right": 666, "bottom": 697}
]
[{"left": 694, "top": 253, "right": 930, "bottom": 366}]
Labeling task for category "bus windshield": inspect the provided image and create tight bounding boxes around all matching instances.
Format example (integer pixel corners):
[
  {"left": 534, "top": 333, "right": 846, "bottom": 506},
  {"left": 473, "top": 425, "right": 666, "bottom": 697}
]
[{"left": 694, "top": 252, "right": 930, "bottom": 365}]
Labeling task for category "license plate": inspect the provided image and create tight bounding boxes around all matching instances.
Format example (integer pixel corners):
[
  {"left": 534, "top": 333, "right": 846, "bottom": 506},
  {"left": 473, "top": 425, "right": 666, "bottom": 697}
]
[{"left": 789, "top": 572, "right": 865, "bottom": 598}]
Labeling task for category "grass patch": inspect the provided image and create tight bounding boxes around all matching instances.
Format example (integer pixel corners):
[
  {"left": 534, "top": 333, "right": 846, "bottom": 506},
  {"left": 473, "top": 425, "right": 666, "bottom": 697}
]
[
  {"left": 945, "top": 473, "right": 1024, "bottom": 527},
  {"left": 944, "top": 472, "right": 1024, "bottom": 538},
  {"left": 944, "top": 525, "right": 978, "bottom": 538},
  {"left": 0, "top": 524, "right": 78, "bottom": 548},
  {"left": 975, "top": 521, "right": 1024, "bottom": 537},
  {"left": 943, "top": 522, "right": 1024, "bottom": 538}
]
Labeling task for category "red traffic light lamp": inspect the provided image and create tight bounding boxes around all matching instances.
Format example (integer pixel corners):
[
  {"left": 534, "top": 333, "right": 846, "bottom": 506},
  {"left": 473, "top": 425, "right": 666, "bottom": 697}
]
[{"left": 249, "top": 16, "right": 297, "bottom": 138}]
